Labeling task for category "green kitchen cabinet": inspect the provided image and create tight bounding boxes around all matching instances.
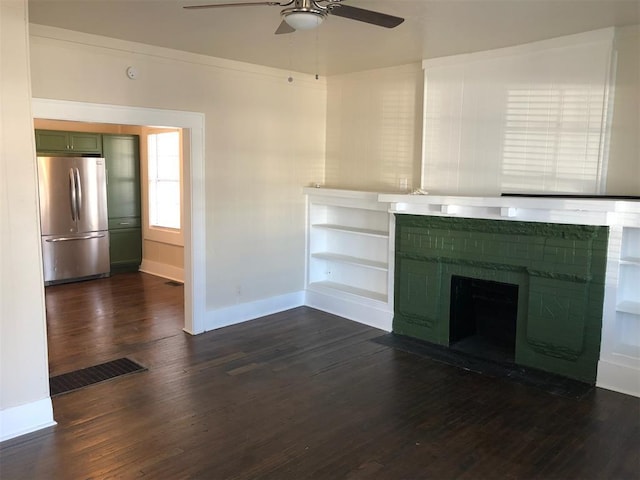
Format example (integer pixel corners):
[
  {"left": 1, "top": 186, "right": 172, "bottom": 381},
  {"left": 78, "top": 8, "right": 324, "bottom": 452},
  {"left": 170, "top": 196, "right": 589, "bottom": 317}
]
[
  {"left": 103, "top": 134, "right": 142, "bottom": 272},
  {"left": 109, "top": 228, "right": 143, "bottom": 272},
  {"left": 103, "top": 134, "right": 141, "bottom": 218},
  {"left": 35, "top": 129, "right": 102, "bottom": 154}
]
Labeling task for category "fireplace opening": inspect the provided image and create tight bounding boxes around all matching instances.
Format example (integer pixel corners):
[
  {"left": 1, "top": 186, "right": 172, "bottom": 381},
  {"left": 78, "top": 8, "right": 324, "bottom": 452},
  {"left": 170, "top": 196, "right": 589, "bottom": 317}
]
[{"left": 449, "top": 275, "right": 518, "bottom": 364}]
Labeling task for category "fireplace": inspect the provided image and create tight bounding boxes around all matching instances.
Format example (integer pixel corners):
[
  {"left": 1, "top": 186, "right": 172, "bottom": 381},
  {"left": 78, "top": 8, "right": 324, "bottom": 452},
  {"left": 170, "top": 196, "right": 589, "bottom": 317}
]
[
  {"left": 393, "top": 215, "right": 608, "bottom": 383},
  {"left": 449, "top": 275, "right": 518, "bottom": 364}
]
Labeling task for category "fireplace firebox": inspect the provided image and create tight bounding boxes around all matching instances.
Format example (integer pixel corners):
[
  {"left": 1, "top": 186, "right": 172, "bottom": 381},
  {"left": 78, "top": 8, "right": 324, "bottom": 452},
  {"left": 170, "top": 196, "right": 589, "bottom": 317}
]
[{"left": 449, "top": 275, "right": 518, "bottom": 364}]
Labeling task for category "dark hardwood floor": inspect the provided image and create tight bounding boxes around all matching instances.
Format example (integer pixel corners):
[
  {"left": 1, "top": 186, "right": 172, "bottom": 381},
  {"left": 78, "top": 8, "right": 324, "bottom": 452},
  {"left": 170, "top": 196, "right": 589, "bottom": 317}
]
[{"left": 1, "top": 272, "right": 639, "bottom": 479}]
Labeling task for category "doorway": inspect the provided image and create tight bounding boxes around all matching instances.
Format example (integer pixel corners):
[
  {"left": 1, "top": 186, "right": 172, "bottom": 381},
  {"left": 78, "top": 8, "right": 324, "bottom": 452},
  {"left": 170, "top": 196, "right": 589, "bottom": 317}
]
[{"left": 32, "top": 98, "right": 206, "bottom": 334}]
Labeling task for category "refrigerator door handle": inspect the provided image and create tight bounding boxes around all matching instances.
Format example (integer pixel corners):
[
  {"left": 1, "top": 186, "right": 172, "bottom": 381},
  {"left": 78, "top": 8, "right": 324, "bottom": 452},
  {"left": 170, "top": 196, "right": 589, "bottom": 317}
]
[
  {"left": 69, "top": 168, "right": 77, "bottom": 221},
  {"left": 45, "top": 234, "right": 106, "bottom": 243},
  {"left": 74, "top": 167, "right": 82, "bottom": 221}
]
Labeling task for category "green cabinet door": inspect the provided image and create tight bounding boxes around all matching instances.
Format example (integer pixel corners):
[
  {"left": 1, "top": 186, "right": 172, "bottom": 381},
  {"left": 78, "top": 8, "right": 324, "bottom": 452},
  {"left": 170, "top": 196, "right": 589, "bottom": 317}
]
[
  {"left": 35, "top": 130, "right": 69, "bottom": 152},
  {"left": 103, "top": 134, "right": 142, "bottom": 272},
  {"left": 109, "top": 228, "right": 143, "bottom": 272},
  {"left": 68, "top": 132, "right": 102, "bottom": 153},
  {"left": 35, "top": 130, "right": 102, "bottom": 154},
  {"left": 103, "top": 134, "right": 141, "bottom": 219}
]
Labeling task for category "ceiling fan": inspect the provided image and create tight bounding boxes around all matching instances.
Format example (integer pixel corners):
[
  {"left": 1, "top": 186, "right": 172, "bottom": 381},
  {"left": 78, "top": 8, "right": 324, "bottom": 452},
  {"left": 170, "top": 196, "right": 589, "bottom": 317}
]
[{"left": 183, "top": 0, "right": 404, "bottom": 34}]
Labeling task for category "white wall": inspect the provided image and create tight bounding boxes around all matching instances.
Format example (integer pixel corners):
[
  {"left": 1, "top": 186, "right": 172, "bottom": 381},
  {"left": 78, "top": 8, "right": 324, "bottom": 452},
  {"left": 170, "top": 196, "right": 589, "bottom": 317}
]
[
  {"left": 607, "top": 25, "right": 640, "bottom": 195},
  {"left": 421, "top": 29, "right": 615, "bottom": 196},
  {"left": 0, "top": 0, "right": 54, "bottom": 441},
  {"left": 325, "top": 28, "right": 639, "bottom": 195},
  {"left": 28, "top": 24, "right": 327, "bottom": 323},
  {"left": 325, "top": 63, "right": 423, "bottom": 192}
]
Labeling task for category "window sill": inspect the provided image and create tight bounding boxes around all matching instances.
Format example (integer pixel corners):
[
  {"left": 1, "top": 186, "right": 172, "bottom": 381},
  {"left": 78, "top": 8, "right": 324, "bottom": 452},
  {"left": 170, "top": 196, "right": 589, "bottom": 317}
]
[{"left": 145, "top": 226, "right": 184, "bottom": 247}]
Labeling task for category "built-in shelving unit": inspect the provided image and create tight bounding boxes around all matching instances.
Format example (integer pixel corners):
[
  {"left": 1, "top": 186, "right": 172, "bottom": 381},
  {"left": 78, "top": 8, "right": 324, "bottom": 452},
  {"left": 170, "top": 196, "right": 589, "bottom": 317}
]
[
  {"left": 614, "top": 227, "right": 640, "bottom": 359},
  {"left": 304, "top": 188, "right": 394, "bottom": 331}
]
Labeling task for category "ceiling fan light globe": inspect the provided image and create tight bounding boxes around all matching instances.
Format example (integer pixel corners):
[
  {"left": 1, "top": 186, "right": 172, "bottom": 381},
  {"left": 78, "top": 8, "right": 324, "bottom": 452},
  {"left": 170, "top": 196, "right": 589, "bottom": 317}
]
[{"left": 283, "top": 11, "right": 324, "bottom": 30}]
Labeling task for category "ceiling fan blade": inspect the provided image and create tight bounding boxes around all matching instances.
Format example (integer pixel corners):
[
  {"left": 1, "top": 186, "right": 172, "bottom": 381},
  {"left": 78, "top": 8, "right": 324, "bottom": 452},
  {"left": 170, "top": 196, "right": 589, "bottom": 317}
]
[
  {"left": 184, "top": 2, "right": 282, "bottom": 10},
  {"left": 330, "top": 4, "right": 404, "bottom": 28},
  {"left": 275, "top": 20, "right": 296, "bottom": 35}
]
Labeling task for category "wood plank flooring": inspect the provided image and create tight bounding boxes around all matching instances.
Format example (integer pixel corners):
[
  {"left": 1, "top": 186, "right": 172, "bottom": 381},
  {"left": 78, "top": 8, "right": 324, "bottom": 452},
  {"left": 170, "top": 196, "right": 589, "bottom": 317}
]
[{"left": 1, "top": 272, "right": 639, "bottom": 479}]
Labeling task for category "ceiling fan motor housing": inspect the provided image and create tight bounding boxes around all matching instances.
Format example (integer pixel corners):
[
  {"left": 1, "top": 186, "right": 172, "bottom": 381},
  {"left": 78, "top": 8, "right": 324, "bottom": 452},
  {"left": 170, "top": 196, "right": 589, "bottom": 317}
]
[{"left": 281, "top": 0, "right": 333, "bottom": 30}]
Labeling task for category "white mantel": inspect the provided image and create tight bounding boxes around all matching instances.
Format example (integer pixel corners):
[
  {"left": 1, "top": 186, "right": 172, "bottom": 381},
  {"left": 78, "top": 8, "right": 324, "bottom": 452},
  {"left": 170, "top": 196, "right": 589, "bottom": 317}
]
[{"left": 378, "top": 193, "right": 640, "bottom": 228}]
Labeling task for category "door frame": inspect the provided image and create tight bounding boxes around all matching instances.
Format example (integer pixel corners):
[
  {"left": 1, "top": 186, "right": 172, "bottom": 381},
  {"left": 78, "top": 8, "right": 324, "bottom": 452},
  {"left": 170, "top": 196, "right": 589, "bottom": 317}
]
[{"left": 32, "top": 98, "right": 206, "bottom": 334}]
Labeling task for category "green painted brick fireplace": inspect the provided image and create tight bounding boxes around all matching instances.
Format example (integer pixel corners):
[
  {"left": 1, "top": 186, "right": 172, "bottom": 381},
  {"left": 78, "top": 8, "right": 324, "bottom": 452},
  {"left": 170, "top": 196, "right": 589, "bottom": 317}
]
[{"left": 393, "top": 215, "right": 609, "bottom": 383}]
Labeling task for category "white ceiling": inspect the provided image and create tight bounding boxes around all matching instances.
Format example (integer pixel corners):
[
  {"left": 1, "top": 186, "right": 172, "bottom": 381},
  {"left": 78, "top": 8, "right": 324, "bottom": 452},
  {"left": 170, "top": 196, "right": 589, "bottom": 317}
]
[{"left": 28, "top": 0, "right": 640, "bottom": 76}]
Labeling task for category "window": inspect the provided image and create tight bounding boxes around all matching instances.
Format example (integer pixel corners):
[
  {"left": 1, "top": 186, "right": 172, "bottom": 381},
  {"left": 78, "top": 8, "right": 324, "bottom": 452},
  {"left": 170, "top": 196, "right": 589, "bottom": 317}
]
[
  {"left": 501, "top": 86, "right": 606, "bottom": 193},
  {"left": 147, "top": 131, "right": 181, "bottom": 230}
]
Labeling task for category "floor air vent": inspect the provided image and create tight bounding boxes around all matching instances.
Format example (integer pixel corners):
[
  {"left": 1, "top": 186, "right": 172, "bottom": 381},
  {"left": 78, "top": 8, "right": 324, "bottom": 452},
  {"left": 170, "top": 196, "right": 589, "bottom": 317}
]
[{"left": 49, "top": 357, "right": 146, "bottom": 396}]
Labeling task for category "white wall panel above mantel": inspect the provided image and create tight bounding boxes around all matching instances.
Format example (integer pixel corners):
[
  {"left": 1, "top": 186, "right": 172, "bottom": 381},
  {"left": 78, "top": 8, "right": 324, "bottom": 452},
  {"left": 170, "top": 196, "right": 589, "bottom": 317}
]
[{"left": 420, "top": 28, "right": 617, "bottom": 197}]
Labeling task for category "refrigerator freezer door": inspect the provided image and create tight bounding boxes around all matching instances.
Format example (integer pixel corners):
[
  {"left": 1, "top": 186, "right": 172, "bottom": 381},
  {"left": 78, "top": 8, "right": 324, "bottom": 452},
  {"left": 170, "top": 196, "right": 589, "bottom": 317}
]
[{"left": 41, "top": 232, "right": 110, "bottom": 284}]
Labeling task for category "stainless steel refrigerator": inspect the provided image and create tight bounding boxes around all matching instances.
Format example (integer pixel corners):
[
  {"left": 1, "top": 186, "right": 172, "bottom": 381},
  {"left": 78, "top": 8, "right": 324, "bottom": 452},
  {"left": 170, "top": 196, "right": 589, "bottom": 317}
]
[{"left": 37, "top": 156, "right": 110, "bottom": 285}]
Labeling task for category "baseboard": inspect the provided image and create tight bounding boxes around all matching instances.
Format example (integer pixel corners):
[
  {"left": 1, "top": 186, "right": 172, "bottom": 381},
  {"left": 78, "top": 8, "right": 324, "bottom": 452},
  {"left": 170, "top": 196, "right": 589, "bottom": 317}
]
[
  {"left": 596, "top": 359, "right": 640, "bottom": 397},
  {"left": 202, "top": 288, "right": 392, "bottom": 334},
  {"left": 139, "top": 259, "right": 184, "bottom": 283},
  {"left": 204, "top": 291, "right": 305, "bottom": 332},
  {"left": 305, "top": 289, "right": 393, "bottom": 332},
  {"left": 0, "top": 397, "right": 56, "bottom": 442}
]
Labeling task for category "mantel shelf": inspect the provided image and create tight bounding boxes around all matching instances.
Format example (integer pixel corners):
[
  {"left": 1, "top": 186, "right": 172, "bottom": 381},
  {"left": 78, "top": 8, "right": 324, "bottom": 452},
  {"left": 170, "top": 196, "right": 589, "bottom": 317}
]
[{"left": 378, "top": 193, "right": 640, "bottom": 228}]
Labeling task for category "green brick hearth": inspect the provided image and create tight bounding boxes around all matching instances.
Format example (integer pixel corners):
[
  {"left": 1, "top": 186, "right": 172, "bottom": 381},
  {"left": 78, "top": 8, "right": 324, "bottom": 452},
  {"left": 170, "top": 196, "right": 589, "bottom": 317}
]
[{"left": 393, "top": 215, "right": 609, "bottom": 383}]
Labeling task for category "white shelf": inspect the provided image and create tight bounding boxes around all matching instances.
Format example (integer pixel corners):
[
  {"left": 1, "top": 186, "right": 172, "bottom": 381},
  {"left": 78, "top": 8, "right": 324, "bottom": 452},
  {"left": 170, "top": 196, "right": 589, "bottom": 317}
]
[
  {"left": 616, "top": 301, "right": 640, "bottom": 316},
  {"left": 617, "top": 262, "right": 640, "bottom": 308},
  {"left": 311, "top": 252, "right": 388, "bottom": 271},
  {"left": 308, "top": 281, "right": 388, "bottom": 303},
  {"left": 621, "top": 227, "right": 640, "bottom": 259},
  {"left": 312, "top": 223, "right": 388, "bottom": 238}
]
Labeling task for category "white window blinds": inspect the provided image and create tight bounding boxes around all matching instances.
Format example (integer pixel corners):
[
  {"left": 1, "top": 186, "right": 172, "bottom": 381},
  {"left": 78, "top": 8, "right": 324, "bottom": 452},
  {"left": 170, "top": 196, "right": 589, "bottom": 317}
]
[{"left": 421, "top": 29, "right": 614, "bottom": 196}]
